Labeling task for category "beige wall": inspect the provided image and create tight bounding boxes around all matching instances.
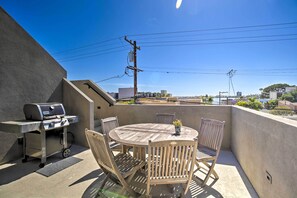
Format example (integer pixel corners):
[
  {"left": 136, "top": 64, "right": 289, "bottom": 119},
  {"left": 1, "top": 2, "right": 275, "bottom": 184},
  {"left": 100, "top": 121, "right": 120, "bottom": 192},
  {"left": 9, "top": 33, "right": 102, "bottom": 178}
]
[
  {"left": 0, "top": 8, "right": 66, "bottom": 164},
  {"left": 63, "top": 79, "right": 94, "bottom": 147},
  {"left": 71, "top": 80, "right": 115, "bottom": 120},
  {"left": 231, "top": 106, "right": 297, "bottom": 198},
  {"left": 113, "top": 104, "right": 232, "bottom": 149}
]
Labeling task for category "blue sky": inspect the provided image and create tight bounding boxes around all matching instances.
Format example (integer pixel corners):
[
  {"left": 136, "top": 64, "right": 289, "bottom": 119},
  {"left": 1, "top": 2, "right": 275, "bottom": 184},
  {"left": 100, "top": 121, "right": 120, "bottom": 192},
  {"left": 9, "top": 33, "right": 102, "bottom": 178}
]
[{"left": 1, "top": 0, "right": 297, "bottom": 96}]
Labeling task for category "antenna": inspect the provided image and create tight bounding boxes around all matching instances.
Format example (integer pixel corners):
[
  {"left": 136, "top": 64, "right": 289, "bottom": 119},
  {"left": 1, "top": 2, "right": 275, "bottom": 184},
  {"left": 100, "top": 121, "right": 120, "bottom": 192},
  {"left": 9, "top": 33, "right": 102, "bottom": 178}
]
[{"left": 227, "top": 69, "right": 236, "bottom": 96}]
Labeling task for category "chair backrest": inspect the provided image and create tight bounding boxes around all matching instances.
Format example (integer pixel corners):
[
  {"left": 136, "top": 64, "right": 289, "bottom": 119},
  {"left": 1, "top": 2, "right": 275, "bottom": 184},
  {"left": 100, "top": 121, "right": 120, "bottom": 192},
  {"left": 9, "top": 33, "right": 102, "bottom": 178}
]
[
  {"left": 198, "top": 118, "right": 225, "bottom": 155},
  {"left": 147, "top": 139, "right": 197, "bottom": 186},
  {"left": 85, "top": 129, "right": 119, "bottom": 176},
  {"left": 101, "top": 117, "right": 119, "bottom": 140},
  {"left": 155, "top": 113, "right": 176, "bottom": 124}
]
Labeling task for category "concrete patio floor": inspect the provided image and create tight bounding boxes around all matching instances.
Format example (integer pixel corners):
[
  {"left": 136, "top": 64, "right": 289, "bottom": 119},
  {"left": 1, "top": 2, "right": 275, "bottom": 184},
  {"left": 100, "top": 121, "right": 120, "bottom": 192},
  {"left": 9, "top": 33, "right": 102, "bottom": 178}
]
[{"left": 0, "top": 145, "right": 258, "bottom": 198}]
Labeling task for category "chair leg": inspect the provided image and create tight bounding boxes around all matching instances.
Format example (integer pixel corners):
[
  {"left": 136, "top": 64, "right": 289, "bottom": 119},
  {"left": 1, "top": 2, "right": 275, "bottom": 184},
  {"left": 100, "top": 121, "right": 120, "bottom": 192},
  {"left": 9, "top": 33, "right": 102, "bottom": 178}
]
[
  {"left": 118, "top": 176, "right": 138, "bottom": 197},
  {"left": 97, "top": 173, "right": 110, "bottom": 196},
  {"left": 194, "top": 161, "right": 201, "bottom": 173},
  {"left": 201, "top": 162, "right": 216, "bottom": 186},
  {"left": 146, "top": 181, "right": 151, "bottom": 197},
  {"left": 201, "top": 161, "right": 219, "bottom": 180},
  {"left": 183, "top": 181, "right": 191, "bottom": 195}
]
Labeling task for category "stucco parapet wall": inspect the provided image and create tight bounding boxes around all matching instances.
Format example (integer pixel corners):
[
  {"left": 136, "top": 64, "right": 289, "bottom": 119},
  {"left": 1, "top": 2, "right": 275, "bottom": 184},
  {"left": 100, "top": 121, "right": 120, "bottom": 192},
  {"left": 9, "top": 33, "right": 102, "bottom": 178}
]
[
  {"left": 113, "top": 103, "right": 232, "bottom": 149},
  {"left": 232, "top": 105, "right": 297, "bottom": 127}
]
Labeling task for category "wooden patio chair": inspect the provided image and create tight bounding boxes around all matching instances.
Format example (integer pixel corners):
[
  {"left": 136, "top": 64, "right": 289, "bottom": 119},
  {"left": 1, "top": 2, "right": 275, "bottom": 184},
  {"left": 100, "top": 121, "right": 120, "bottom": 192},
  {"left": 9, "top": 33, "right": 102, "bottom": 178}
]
[
  {"left": 85, "top": 129, "right": 145, "bottom": 197},
  {"left": 194, "top": 118, "right": 225, "bottom": 186},
  {"left": 146, "top": 139, "right": 198, "bottom": 197},
  {"left": 101, "top": 117, "right": 122, "bottom": 151},
  {"left": 155, "top": 113, "right": 176, "bottom": 124}
]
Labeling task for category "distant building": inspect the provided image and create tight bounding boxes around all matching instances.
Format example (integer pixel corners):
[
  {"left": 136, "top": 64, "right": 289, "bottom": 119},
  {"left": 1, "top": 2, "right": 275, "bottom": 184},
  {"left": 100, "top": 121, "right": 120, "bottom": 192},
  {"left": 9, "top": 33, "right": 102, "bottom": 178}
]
[
  {"left": 108, "top": 92, "right": 118, "bottom": 99},
  {"left": 161, "top": 90, "right": 167, "bottom": 96},
  {"left": 236, "top": 91, "right": 242, "bottom": 97},
  {"left": 270, "top": 91, "right": 278, "bottom": 99},
  {"left": 118, "top": 88, "right": 134, "bottom": 99},
  {"left": 285, "top": 86, "right": 297, "bottom": 93}
]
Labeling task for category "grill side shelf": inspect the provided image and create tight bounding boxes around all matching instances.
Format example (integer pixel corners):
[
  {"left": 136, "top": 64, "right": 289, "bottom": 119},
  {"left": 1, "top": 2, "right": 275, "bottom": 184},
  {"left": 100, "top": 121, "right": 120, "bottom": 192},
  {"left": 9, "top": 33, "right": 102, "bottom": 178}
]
[{"left": 0, "top": 120, "right": 42, "bottom": 133}]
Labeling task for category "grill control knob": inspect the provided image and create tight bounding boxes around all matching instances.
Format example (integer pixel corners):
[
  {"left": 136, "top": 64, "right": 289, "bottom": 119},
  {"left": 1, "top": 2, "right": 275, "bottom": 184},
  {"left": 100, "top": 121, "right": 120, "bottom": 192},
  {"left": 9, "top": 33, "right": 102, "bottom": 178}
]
[{"left": 49, "top": 105, "right": 55, "bottom": 111}]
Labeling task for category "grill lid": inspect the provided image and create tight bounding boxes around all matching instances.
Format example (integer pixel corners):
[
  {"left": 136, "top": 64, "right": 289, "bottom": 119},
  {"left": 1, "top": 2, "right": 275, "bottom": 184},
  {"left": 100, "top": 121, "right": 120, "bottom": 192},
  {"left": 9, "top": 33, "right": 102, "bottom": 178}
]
[{"left": 23, "top": 103, "right": 66, "bottom": 121}]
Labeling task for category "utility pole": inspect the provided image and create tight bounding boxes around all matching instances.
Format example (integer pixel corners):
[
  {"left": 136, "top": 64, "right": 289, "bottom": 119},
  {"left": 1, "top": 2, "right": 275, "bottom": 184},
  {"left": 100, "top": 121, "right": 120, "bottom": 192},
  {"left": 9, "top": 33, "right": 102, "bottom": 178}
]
[
  {"left": 227, "top": 69, "right": 236, "bottom": 97},
  {"left": 124, "top": 36, "right": 142, "bottom": 101}
]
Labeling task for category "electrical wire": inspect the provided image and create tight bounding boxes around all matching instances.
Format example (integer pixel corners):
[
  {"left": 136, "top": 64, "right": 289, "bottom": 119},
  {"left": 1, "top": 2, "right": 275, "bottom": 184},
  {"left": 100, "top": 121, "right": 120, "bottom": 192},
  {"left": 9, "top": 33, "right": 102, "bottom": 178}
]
[
  {"left": 138, "top": 33, "right": 297, "bottom": 44},
  {"left": 54, "top": 22, "right": 297, "bottom": 62},
  {"left": 140, "top": 68, "right": 297, "bottom": 77},
  {"left": 141, "top": 37, "right": 297, "bottom": 48},
  {"left": 95, "top": 67, "right": 132, "bottom": 83},
  {"left": 127, "top": 21, "right": 297, "bottom": 37},
  {"left": 52, "top": 37, "right": 124, "bottom": 55},
  {"left": 57, "top": 45, "right": 127, "bottom": 60},
  {"left": 58, "top": 48, "right": 127, "bottom": 62},
  {"left": 132, "top": 26, "right": 297, "bottom": 41}
]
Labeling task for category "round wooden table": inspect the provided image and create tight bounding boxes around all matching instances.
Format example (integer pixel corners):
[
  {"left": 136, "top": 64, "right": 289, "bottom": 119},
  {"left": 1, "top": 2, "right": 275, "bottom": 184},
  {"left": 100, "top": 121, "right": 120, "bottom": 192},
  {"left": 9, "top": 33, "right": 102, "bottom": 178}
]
[{"left": 109, "top": 123, "right": 198, "bottom": 160}]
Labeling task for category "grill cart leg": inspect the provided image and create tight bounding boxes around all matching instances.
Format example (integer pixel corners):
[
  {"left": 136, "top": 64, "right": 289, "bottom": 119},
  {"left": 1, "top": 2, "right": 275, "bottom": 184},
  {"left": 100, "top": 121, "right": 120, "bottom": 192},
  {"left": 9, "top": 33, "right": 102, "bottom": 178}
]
[
  {"left": 61, "top": 127, "right": 71, "bottom": 158},
  {"left": 22, "top": 133, "right": 28, "bottom": 163},
  {"left": 40, "top": 129, "right": 46, "bottom": 168}
]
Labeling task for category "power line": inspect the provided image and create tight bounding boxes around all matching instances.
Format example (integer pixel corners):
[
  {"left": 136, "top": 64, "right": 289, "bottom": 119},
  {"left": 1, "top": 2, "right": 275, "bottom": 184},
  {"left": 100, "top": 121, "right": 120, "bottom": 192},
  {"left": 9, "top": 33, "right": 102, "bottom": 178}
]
[
  {"left": 138, "top": 33, "right": 297, "bottom": 44},
  {"left": 140, "top": 68, "right": 297, "bottom": 77},
  {"left": 58, "top": 48, "right": 127, "bottom": 62},
  {"left": 95, "top": 67, "right": 131, "bottom": 83},
  {"left": 127, "top": 21, "right": 297, "bottom": 37},
  {"left": 52, "top": 37, "right": 123, "bottom": 55},
  {"left": 143, "top": 70, "right": 226, "bottom": 75},
  {"left": 141, "top": 37, "right": 297, "bottom": 48},
  {"left": 133, "top": 26, "right": 297, "bottom": 41},
  {"left": 141, "top": 67, "right": 297, "bottom": 72},
  {"left": 56, "top": 45, "right": 127, "bottom": 60}
]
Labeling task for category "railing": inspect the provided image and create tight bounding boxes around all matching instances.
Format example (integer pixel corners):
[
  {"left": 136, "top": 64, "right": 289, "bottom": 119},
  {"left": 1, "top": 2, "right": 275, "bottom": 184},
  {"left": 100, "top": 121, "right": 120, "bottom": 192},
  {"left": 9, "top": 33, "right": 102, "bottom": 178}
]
[{"left": 83, "top": 82, "right": 114, "bottom": 107}]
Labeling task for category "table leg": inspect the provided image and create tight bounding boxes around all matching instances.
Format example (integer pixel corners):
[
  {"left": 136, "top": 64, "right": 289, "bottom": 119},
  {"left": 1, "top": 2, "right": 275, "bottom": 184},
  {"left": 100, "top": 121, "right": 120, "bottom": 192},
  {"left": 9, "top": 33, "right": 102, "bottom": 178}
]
[
  {"left": 122, "top": 145, "right": 128, "bottom": 154},
  {"left": 133, "top": 146, "right": 146, "bottom": 161}
]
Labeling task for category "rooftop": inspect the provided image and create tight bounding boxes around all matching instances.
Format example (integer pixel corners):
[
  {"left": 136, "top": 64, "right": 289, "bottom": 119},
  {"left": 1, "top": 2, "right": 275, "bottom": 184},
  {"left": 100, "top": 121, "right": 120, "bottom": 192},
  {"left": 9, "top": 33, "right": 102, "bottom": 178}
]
[{"left": 0, "top": 145, "right": 258, "bottom": 198}]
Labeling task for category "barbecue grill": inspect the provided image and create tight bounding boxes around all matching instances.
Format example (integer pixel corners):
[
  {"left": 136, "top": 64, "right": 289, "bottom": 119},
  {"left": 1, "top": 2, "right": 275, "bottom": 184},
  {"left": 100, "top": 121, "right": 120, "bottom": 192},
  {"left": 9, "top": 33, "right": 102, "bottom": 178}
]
[{"left": 0, "top": 103, "right": 78, "bottom": 168}]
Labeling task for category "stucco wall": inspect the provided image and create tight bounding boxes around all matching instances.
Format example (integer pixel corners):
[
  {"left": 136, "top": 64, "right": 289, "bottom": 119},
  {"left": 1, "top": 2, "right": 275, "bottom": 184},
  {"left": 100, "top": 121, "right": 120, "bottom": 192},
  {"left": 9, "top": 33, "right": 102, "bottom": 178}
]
[
  {"left": 63, "top": 79, "right": 94, "bottom": 147},
  {"left": 114, "top": 104, "right": 231, "bottom": 149},
  {"left": 71, "top": 80, "right": 115, "bottom": 120},
  {"left": 0, "top": 7, "right": 66, "bottom": 164},
  {"left": 231, "top": 106, "right": 297, "bottom": 198}
]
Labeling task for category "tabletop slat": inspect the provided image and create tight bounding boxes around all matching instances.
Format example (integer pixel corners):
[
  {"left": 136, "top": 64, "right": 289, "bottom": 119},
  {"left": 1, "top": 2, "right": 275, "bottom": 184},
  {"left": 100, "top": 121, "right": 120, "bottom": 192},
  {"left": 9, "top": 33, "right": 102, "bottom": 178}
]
[{"left": 109, "top": 123, "right": 199, "bottom": 147}]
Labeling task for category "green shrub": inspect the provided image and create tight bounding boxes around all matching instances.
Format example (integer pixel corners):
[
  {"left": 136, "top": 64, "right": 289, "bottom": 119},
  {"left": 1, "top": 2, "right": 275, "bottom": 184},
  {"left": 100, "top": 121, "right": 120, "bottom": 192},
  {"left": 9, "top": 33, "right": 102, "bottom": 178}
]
[
  {"left": 236, "top": 98, "right": 263, "bottom": 111},
  {"left": 270, "top": 106, "right": 293, "bottom": 116},
  {"left": 265, "top": 99, "right": 278, "bottom": 110}
]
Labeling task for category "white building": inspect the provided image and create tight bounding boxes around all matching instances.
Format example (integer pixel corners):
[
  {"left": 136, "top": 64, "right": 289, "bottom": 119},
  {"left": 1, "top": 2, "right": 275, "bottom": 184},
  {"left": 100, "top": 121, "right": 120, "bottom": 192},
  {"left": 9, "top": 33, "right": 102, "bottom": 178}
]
[
  {"left": 269, "top": 91, "right": 278, "bottom": 99},
  {"left": 118, "top": 88, "right": 134, "bottom": 99}
]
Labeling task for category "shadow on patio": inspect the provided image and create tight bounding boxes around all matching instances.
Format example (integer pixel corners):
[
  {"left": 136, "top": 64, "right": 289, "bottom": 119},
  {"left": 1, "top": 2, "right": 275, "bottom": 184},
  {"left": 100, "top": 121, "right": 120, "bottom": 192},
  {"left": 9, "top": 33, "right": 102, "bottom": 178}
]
[{"left": 0, "top": 145, "right": 258, "bottom": 197}]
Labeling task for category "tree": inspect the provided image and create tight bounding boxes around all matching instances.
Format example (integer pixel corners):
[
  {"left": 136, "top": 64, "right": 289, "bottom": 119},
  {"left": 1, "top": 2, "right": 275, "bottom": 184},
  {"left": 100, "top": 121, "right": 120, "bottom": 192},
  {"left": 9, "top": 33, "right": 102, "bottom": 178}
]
[
  {"left": 208, "top": 96, "right": 214, "bottom": 103},
  {"left": 280, "top": 93, "right": 294, "bottom": 102},
  {"left": 280, "top": 89, "right": 297, "bottom": 102},
  {"left": 263, "top": 83, "right": 290, "bottom": 93},
  {"left": 291, "top": 90, "right": 297, "bottom": 102}
]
